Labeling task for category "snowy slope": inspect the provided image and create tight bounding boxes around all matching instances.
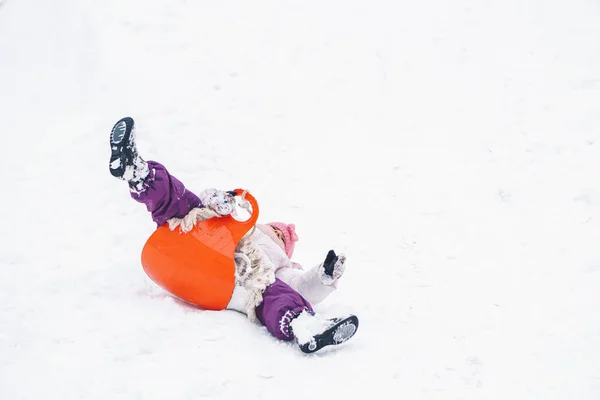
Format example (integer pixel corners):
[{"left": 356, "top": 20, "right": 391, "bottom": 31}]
[{"left": 1, "top": 0, "right": 600, "bottom": 398}]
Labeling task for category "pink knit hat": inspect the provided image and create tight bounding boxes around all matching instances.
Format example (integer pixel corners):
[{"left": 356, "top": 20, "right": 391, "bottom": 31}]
[{"left": 256, "top": 222, "right": 299, "bottom": 258}]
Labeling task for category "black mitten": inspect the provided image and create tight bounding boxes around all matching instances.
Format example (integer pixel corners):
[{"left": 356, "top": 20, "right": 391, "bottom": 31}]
[{"left": 323, "top": 250, "right": 338, "bottom": 277}]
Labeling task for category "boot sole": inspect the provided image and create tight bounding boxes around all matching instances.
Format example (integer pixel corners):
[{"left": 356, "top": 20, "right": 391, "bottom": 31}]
[
  {"left": 109, "top": 117, "right": 135, "bottom": 179},
  {"left": 299, "top": 315, "right": 359, "bottom": 354}
]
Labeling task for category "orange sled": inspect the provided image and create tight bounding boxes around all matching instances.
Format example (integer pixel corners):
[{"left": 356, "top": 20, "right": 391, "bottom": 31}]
[{"left": 140, "top": 189, "right": 259, "bottom": 310}]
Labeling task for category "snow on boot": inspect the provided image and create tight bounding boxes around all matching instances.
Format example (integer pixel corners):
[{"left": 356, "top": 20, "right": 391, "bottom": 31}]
[
  {"left": 109, "top": 117, "right": 149, "bottom": 184},
  {"left": 290, "top": 311, "right": 359, "bottom": 354}
]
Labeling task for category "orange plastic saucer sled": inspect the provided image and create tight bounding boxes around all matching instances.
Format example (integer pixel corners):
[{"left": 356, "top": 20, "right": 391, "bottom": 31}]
[{"left": 141, "top": 189, "right": 259, "bottom": 310}]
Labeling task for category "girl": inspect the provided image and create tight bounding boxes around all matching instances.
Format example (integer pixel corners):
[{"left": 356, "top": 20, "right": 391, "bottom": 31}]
[{"left": 109, "top": 117, "right": 358, "bottom": 353}]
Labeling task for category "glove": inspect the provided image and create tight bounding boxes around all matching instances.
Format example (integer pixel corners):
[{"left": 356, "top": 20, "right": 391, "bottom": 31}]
[
  {"left": 321, "top": 250, "right": 346, "bottom": 283},
  {"left": 200, "top": 188, "right": 237, "bottom": 216},
  {"left": 323, "top": 250, "right": 337, "bottom": 276}
]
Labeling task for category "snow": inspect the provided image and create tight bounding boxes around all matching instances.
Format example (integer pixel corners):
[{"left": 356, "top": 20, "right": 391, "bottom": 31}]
[
  {"left": 1, "top": 0, "right": 600, "bottom": 399},
  {"left": 289, "top": 311, "right": 335, "bottom": 346}
]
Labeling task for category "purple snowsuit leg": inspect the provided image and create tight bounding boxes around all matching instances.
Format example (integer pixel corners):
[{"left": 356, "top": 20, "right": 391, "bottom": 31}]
[
  {"left": 130, "top": 161, "right": 203, "bottom": 227},
  {"left": 255, "top": 278, "right": 314, "bottom": 341}
]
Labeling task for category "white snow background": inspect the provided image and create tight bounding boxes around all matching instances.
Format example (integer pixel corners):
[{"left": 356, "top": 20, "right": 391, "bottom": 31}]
[{"left": 1, "top": 0, "right": 600, "bottom": 399}]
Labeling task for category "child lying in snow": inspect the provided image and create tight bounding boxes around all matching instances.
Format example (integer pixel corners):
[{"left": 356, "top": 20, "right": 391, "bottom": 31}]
[{"left": 109, "top": 117, "right": 358, "bottom": 353}]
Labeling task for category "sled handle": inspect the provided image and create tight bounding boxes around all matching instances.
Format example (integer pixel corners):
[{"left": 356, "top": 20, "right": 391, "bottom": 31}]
[{"left": 231, "top": 188, "right": 259, "bottom": 228}]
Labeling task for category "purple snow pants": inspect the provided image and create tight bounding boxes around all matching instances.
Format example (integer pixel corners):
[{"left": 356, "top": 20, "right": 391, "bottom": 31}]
[{"left": 131, "top": 161, "right": 313, "bottom": 341}]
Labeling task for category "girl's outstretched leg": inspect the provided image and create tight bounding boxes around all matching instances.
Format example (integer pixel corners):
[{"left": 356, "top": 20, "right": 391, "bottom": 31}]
[{"left": 109, "top": 117, "right": 202, "bottom": 226}]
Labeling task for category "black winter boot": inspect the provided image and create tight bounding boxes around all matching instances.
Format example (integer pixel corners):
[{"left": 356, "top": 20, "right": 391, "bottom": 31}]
[
  {"left": 290, "top": 311, "right": 359, "bottom": 354},
  {"left": 109, "top": 117, "right": 148, "bottom": 183}
]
